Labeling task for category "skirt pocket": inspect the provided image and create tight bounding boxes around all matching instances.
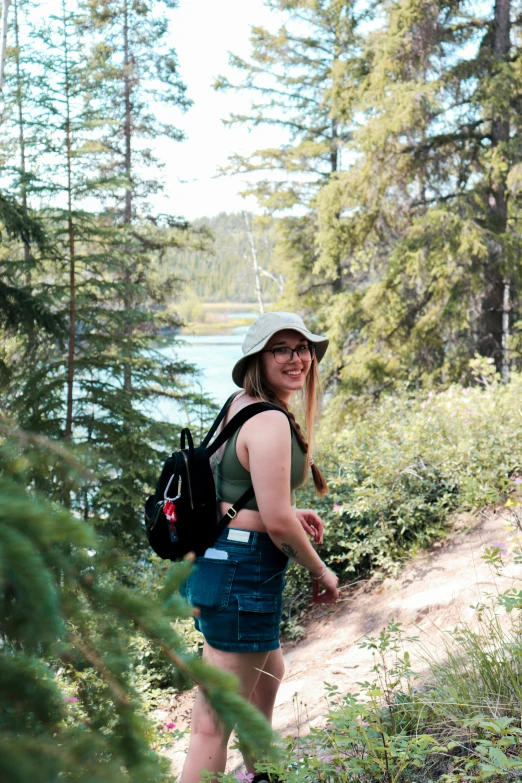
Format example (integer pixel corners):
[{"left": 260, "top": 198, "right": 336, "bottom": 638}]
[
  {"left": 186, "top": 558, "right": 238, "bottom": 612},
  {"left": 237, "top": 594, "right": 280, "bottom": 641}
]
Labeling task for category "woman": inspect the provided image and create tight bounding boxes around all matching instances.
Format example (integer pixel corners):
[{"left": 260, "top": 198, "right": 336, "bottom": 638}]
[{"left": 181, "top": 312, "right": 339, "bottom": 783}]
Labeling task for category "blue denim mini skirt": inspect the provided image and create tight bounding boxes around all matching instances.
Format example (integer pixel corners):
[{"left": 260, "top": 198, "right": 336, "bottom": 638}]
[{"left": 184, "top": 528, "right": 289, "bottom": 652}]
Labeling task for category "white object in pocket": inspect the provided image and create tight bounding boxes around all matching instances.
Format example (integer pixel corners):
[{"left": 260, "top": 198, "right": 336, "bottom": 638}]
[{"left": 203, "top": 547, "right": 229, "bottom": 560}]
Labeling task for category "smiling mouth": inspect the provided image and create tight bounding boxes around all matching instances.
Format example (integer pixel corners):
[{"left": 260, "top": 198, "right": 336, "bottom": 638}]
[{"left": 284, "top": 370, "right": 302, "bottom": 376}]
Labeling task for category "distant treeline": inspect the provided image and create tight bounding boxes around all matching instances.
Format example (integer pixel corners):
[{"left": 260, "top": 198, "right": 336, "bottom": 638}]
[{"left": 160, "top": 212, "right": 280, "bottom": 303}]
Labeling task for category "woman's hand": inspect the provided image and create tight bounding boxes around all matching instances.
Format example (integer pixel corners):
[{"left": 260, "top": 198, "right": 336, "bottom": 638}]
[
  {"left": 313, "top": 567, "right": 339, "bottom": 603},
  {"left": 295, "top": 508, "right": 324, "bottom": 544}
]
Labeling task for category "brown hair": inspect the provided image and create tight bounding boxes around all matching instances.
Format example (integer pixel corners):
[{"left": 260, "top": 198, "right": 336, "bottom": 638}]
[{"left": 243, "top": 351, "right": 329, "bottom": 495}]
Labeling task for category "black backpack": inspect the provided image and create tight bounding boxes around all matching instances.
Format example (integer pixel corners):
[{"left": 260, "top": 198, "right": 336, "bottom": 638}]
[{"left": 144, "top": 394, "right": 284, "bottom": 560}]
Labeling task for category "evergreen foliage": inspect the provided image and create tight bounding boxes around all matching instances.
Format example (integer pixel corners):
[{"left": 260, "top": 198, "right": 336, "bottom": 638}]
[
  {"left": 223, "top": 0, "right": 522, "bottom": 394},
  {"left": 0, "top": 0, "right": 210, "bottom": 552},
  {"left": 0, "top": 191, "right": 63, "bottom": 341},
  {"left": 215, "top": 0, "right": 361, "bottom": 212},
  {"left": 0, "top": 427, "right": 275, "bottom": 783}
]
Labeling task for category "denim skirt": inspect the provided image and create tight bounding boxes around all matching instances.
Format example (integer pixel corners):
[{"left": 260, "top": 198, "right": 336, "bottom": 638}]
[{"left": 184, "top": 528, "right": 289, "bottom": 652}]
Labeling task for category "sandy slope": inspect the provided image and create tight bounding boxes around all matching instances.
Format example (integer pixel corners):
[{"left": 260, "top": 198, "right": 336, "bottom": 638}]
[{"left": 161, "top": 508, "right": 521, "bottom": 777}]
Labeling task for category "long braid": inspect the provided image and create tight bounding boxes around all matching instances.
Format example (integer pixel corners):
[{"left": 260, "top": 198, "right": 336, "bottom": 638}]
[{"left": 244, "top": 356, "right": 329, "bottom": 496}]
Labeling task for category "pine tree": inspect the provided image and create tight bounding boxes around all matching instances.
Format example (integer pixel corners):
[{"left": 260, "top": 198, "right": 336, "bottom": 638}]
[
  {"left": 0, "top": 425, "right": 275, "bottom": 783},
  {"left": 307, "top": 0, "right": 522, "bottom": 393},
  {"left": 215, "top": 0, "right": 364, "bottom": 356},
  {"left": 216, "top": 0, "right": 361, "bottom": 212},
  {"left": 0, "top": 190, "right": 64, "bottom": 348},
  {"left": 0, "top": 0, "right": 66, "bottom": 388},
  {"left": 0, "top": 0, "right": 211, "bottom": 547}
]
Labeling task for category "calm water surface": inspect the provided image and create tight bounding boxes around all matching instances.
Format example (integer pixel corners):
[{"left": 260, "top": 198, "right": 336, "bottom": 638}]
[{"left": 154, "top": 325, "right": 251, "bottom": 423}]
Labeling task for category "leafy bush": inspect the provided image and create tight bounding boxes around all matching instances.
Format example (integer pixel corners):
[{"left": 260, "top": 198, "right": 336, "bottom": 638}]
[{"left": 283, "top": 374, "right": 522, "bottom": 634}]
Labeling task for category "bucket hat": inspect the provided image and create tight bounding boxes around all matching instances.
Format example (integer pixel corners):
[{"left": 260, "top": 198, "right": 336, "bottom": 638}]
[{"left": 232, "top": 311, "right": 329, "bottom": 388}]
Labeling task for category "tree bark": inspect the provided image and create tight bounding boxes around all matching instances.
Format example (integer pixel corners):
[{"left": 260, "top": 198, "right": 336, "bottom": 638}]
[
  {"left": 13, "top": 0, "right": 29, "bottom": 266},
  {"left": 0, "top": 0, "right": 10, "bottom": 92},
  {"left": 489, "top": 0, "right": 510, "bottom": 229},
  {"left": 122, "top": 0, "right": 132, "bottom": 394},
  {"left": 62, "top": 0, "right": 76, "bottom": 440},
  {"left": 244, "top": 212, "right": 264, "bottom": 315},
  {"left": 501, "top": 278, "right": 510, "bottom": 383},
  {"left": 482, "top": 0, "right": 511, "bottom": 370},
  {"left": 330, "top": 118, "right": 343, "bottom": 294}
]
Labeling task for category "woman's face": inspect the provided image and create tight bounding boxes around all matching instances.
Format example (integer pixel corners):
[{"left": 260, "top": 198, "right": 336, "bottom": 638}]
[{"left": 259, "top": 329, "right": 313, "bottom": 401}]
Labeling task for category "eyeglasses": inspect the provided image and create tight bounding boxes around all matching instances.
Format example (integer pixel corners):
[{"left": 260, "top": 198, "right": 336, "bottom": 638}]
[{"left": 262, "top": 345, "right": 315, "bottom": 364}]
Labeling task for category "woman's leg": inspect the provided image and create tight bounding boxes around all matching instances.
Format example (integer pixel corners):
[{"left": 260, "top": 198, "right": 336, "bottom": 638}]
[
  {"left": 244, "top": 647, "right": 285, "bottom": 776},
  {"left": 180, "top": 641, "right": 270, "bottom": 783},
  {"left": 249, "top": 647, "right": 285, "bottom": 724}
]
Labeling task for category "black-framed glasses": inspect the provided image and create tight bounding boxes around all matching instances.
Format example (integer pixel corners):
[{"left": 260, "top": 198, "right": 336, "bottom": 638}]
[{"left": 262, "top": 344, "right": 315, "bottom": 364}]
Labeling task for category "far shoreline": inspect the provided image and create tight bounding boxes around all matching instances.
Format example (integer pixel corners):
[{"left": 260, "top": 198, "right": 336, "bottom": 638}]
[{"left": 178, "top": 301, "right": 263, "bottom": 336}]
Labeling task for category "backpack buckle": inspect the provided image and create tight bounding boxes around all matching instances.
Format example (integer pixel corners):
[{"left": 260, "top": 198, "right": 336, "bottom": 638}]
[{"left": 226, "top": 507, "right": 237, "bottom": 519}]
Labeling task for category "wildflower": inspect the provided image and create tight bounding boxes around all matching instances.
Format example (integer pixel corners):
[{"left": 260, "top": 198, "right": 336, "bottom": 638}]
[
  {"left": 333, "top": 504, "right": 342, "bottom": 512},
  {"left": 514, "top": 477, "right": 522, "bottom": 485},
  {"left": 163, "top": 722, "right": 176, "bottom": 730},
  {"left": 64, "top": 696, "right": 78, "bottom": 703},
  {"left": 235, "top": 773, "right": 254, "bottom": 782},
  {"left": 492, "top": 542, "right": 507, "bottom": 554}
]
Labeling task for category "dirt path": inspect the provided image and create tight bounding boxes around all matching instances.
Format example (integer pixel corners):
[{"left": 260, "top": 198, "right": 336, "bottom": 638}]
[{"left": 161, "top": 509, "right": 521, "bottom": 778}]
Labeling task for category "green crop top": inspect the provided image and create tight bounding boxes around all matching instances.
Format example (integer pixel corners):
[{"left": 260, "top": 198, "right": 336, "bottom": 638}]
[{"left": 216, "top": 422, "right": 308, "bottom": 511}]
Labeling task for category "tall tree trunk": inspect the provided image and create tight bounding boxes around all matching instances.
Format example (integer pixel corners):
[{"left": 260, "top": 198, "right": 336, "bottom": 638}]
[
  {"left": 122, "top": 0, "right": 132, "bottom": 393},
  {"left": 0, "top": 0, "right": 10, "bottom": 91},
  {"left": 501, "top": 278, "right": 510, "bottom": 383},
  {"left": 483, "top": 0, "right": 511, "bottom": 368},
  {"left": 62, "top": 0, "right": 76, "bottom": 439},
  {"left": 490, "top": 0, "right": 510, "bottom": 228},
  {"left": 244, "top": 212, "right": 264, "bottom": 315},
  {"left": 330, "top": 117, "right": 343, "bottom": 295},
  {"left": 13, "top": 0, "right": 29, "bottom": 266},
  {"left": 14, "top": 0, "right": 37, "bottom": 389}
]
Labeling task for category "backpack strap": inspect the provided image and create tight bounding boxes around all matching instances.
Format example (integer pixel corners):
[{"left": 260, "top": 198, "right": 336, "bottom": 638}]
[
  {"left": 200, "top": 392, "right": 239, "bottom": 448},
  {"left": 210, "top": 401, "right": 290, "bottom": 535},
  {"left": 215, "top": 485, "right": 256, "bottom": 538},
  {"left": 206, "top": 402, "right": 285, "bottom": 456}
]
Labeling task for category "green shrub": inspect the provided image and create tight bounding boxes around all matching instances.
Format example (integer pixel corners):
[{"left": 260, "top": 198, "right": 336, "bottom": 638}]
[{"left": 283, "top": 374, "right": 522, "bottom": 634}]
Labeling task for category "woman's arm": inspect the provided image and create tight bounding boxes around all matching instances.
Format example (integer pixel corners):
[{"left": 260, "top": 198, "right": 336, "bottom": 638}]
[{"left": 244, "top": 410, "right": 326, "bottom": 575}]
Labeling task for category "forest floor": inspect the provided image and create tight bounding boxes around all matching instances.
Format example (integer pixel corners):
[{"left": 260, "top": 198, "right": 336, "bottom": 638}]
[{"left": 160, "top": 507, "right": 521, "bottom": 778}]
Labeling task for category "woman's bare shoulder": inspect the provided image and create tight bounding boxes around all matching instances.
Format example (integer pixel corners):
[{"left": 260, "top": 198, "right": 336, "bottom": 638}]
[{"left": 239, "top": 401, "right": 289, "bottom": 440}]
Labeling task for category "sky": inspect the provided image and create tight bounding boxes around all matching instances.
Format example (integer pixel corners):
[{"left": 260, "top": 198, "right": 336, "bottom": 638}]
[
  {"left": 155, "top": 0, "right": 288, "bottom": 220},
  {"left": 5, "top": 0, "right": 288, "bottom": 220}
]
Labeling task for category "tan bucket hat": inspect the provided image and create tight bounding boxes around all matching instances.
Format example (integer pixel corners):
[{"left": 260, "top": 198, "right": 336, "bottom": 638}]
[{"left": 232, "top": 311, "right": 329, "bottom": 388}]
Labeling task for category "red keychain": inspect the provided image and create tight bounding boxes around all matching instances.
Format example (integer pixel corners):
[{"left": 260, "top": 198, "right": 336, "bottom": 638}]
[
  {"left": 163, "top": 500, "right": 178, "bottom": 542},
  {"left": 163, "top": 500, "right": 175, "bottom": 519}
]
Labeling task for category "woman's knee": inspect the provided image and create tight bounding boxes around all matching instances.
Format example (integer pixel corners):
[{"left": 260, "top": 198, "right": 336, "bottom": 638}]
[
  {"left": 191, "top": 691, "right": 230, "bottom": 743},
  {"left": 267, "top": 648, "right": 285, "bottom": 682},
  {"left": 274, "top": 654, "right": 285, "bottom": 681},
  {"left": 192, "top": 709, "right": 229, "bottom": 743}
]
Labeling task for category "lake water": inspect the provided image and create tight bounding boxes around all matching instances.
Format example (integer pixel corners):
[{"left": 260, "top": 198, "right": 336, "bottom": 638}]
[{"left": 154, "top": 325, "right": 251, "bottom": 422}]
